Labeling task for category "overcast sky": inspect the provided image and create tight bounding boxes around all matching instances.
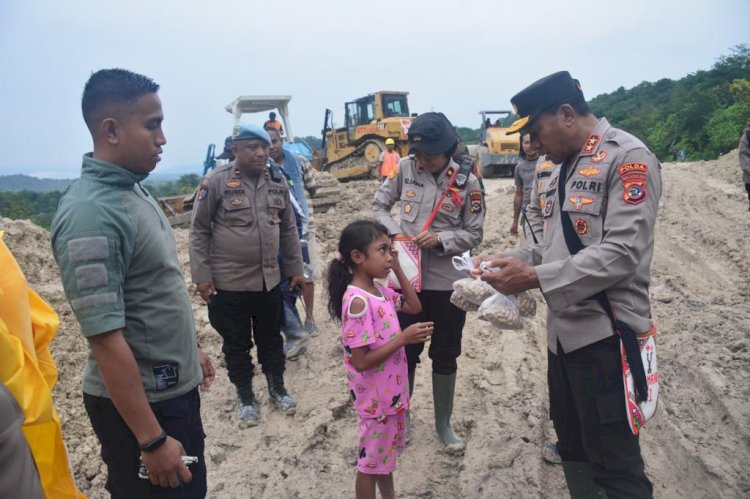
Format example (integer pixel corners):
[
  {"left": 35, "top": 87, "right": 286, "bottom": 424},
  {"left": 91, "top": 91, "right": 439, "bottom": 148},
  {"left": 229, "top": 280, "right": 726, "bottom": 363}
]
[{"left": 1, "top": 0, "right": 748, "bottom": 178}]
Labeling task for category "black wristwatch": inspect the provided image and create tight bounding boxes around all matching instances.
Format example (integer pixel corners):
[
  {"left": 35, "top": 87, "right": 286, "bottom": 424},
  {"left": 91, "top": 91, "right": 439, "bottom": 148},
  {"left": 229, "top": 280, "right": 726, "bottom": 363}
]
[{"left": 140, "top": 430, "right": 167, "bottom": 453}]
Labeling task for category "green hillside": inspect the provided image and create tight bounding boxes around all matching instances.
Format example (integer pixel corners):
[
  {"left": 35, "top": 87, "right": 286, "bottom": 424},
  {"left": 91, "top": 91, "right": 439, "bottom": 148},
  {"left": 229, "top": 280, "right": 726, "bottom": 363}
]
[
  {"left": 589, "top": 44, "right": 750, "bottom": 161},
  {"left": 0, "top": 174, "right": 74, "bottom": 192}
]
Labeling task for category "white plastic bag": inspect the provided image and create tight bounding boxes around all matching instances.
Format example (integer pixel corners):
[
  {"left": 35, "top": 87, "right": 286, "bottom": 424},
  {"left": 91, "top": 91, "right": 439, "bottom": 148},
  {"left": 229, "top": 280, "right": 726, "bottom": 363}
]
[
  {"left": 512, "top": 291, "right": 536, "bottom": 317},
  {"left": 477, "top": 293, "right": 522, "bottom": 330},
  {"left": 453, "top": 278, "right": 496, "bottom": 305},
  {"left": 450, "top": 291, "right": 480, "bottom": 312}
]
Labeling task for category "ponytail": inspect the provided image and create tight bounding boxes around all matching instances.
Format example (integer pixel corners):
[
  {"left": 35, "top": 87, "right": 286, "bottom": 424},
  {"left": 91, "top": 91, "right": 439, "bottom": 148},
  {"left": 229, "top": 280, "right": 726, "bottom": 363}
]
[
  {"left": 327, "top": 257, "right": 352, "bottom": 322},
  {"left": 326, "top": 219, "right": 390, "bottom": 322}
]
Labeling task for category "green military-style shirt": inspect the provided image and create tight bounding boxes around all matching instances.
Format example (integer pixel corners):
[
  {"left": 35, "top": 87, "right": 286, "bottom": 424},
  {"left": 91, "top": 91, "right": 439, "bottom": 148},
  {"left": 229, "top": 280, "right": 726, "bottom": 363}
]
[{"left": 51, "top": 154, "right": 202, "bottom": 402}]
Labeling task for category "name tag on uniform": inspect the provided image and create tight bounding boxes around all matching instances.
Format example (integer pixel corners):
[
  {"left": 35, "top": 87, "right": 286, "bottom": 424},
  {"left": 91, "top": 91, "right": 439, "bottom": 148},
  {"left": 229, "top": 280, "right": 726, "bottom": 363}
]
[{"left": 543, "top": 197, "right": 555, "bottom": 217}]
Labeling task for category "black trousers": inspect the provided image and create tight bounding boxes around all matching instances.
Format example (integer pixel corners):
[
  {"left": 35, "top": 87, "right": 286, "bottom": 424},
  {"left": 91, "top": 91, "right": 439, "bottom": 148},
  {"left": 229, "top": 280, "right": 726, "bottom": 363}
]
[
  {"left": 745, "top": 183, "right": 750, "bottom": 205},
  {"left": 398, "top": 290, "right": 466, "bottom": 375},
  {"left": 549, "top": 335, "right": 653, "bottom": 498},
  {"left": 83, "top": 388, "right": 206, "bottom": 499},
  {"left": 208, "top": 286, "right": 285, "bottom": 390}
]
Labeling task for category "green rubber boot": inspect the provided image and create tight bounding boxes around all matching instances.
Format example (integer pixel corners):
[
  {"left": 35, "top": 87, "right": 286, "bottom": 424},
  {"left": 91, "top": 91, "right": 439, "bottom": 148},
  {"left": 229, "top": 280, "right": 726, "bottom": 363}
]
[
  {"left": 561, "top": 461, "right": 607, "bottom": 498},
  {"left": 432, "top": 373, "right": 465, "bottom": 453}
]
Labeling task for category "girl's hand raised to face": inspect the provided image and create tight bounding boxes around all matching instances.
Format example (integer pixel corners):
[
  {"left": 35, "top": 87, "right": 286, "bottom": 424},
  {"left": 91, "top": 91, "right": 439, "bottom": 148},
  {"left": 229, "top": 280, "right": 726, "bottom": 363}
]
[
  {"left": 390, "top": 245, "right": 401, "bottom": 272},
  {"left": 402, "top": 322, "right": 434, "bottom": 344}
]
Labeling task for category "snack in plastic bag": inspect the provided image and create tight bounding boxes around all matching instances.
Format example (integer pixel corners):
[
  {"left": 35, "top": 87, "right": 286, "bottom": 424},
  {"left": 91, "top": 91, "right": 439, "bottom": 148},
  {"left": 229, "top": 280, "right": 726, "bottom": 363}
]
[
  {"left": 478, "top": 293, "right": 522, "bottom": 330},
  {"left": 512, "top": 291, "right": 536, "bottom": 317},
  {"left": 453, "top": 277, "right": 496, "bottom": 305},
  {"left": 450, "top": 291, "right": 480, "bottom": 312}
]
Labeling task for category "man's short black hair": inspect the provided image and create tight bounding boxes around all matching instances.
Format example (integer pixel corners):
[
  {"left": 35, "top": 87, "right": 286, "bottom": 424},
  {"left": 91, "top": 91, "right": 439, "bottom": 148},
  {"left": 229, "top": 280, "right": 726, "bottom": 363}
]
[{"left": 81, "top": 68, "right": 159, "bottom": 130}]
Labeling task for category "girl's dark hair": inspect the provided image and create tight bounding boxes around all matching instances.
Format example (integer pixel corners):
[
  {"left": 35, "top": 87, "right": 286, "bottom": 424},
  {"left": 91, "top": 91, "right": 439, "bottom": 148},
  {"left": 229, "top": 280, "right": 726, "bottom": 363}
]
[{"left": 327, "top": 219, "right": 390, "bottom": 322}]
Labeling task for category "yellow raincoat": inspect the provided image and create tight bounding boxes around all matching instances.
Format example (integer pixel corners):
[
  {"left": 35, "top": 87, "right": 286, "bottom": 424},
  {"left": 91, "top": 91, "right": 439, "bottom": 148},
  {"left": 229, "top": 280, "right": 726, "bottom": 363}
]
[{"left": 0, "top": 231, "right": 85, "bottom": 498}]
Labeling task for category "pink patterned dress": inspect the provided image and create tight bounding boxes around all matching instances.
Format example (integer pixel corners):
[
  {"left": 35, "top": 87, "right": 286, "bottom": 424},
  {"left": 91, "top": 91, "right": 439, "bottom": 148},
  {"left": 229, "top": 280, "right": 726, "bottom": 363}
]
[{"left": 341, "top": 283, "right": 410, "bottom": 474}]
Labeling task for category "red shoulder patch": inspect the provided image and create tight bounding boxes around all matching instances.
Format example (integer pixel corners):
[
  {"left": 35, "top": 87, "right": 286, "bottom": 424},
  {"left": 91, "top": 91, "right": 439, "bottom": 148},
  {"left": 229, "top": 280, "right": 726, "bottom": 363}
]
[{"left": 617, "top": 163, "right": 648, "bottom": 204}]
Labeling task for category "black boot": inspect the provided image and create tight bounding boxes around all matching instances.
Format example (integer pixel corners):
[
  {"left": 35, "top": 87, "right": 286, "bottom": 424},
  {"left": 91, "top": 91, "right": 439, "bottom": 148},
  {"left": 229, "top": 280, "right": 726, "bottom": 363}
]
[
  {"left": 265, "top": 373, "right": 297, "bottom": 415},
  {"left": 561, "top": 461, "right": 607, "bottom": 498},
  {"left": 236, "top": 384, "right": 259, "bottom": 427}
]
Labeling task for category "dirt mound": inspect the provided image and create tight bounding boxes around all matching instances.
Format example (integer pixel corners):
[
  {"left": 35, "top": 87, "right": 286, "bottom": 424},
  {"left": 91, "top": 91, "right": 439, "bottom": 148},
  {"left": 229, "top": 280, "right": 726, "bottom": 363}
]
[{"left": 2, "top": 149, "right": 749, "bottom": 497}]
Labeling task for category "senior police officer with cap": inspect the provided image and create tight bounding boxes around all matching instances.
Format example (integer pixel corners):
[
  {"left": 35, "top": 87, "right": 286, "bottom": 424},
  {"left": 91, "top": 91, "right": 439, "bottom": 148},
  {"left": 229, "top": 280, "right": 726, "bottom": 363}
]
[
  {"left": 189, "top": 123, "right": 304, "bottom": 426},
  {"left": 474, "top": 71, "right": 660, "bottom": 498},
  {"left": 373, "top": 112, "right": 484, "bottom": 452}
]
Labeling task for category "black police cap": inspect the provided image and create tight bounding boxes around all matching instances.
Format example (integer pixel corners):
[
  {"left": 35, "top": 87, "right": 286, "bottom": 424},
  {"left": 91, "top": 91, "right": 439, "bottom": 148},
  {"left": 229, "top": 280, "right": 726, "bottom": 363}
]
[
  {"left": 408, "top": 112, "right": 458, "bottom": 155},
  {"left": 506, "top": 71, "right": 585, "bottom": 135}
]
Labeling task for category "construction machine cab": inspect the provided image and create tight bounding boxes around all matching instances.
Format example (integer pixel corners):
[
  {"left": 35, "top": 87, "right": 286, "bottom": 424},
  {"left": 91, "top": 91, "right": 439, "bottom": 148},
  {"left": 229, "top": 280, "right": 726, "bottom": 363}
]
[
  {"left": 317, "top": 91, "right": 413, "bottom": 180},
  {"left": 474, "top": 110, "right": 521, "bottom": 177}
]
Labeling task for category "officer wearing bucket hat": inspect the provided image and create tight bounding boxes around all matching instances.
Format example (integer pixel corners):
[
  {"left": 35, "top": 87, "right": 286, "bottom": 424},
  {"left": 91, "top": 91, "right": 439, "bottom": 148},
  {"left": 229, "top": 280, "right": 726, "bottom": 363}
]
[
  {"left": 190, "top": 123, "right": 304, "bottom": 426},
  {"left": 373, "top": 112, "right": 484, "bottom": 452},
  {"left": 476, "top": 71, "right": 661, "bottom": 498}
]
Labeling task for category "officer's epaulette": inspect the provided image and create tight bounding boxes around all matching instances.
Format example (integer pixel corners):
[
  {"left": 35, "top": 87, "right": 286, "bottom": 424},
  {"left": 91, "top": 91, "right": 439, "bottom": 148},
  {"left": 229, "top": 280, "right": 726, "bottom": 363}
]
[
  {"left": 604, "top": 128, "right": 648, "bottom": 153},
  {"left": 453, "top": 160, "right": 473, "bottom": 189}
]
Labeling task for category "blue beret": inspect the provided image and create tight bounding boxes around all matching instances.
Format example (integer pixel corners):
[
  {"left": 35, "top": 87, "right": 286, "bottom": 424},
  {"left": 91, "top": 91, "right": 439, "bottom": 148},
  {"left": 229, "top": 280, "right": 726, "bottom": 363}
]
[{"left": 232, "top": 123, "right": 271, "bottom": 144}]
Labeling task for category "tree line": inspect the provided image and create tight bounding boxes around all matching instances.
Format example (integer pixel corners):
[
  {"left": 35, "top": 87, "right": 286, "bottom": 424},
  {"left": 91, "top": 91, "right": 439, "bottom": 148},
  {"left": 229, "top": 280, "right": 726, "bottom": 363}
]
[
  {"left": 589, "top": 44, "right": 750, "bottom": 161},
  {"left": 0, "top": 175, "right": 201, "bottom": 229}
]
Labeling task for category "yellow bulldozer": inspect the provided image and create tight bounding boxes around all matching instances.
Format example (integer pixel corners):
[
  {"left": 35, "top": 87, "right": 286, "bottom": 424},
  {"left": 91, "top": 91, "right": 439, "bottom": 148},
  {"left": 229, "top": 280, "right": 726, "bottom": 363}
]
[
  {"left": 470, "top": 110, "right": 522, "bottom": 177},
  {"left": 313, "top": 91, "right": 414, "bottom": 180}
]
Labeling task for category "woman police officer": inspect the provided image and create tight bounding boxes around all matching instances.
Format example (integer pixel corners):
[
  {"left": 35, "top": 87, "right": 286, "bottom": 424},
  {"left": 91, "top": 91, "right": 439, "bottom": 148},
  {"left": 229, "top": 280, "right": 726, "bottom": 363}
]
[{"left": 372, "top": 112, "right": 485, "bottom": 451}]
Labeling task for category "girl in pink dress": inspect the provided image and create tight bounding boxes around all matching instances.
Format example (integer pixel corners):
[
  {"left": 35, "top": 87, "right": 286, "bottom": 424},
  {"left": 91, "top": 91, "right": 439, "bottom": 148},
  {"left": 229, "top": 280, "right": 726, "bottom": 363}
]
[{"left": 328, "top": 220, "right": 433, "bottom": 499}]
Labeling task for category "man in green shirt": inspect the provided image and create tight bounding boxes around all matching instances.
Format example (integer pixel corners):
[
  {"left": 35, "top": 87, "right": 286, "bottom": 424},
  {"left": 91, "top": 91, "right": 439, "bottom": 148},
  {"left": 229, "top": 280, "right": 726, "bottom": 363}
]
[{"left": 51, "top": 68, "right": 214, "bottom": 498}]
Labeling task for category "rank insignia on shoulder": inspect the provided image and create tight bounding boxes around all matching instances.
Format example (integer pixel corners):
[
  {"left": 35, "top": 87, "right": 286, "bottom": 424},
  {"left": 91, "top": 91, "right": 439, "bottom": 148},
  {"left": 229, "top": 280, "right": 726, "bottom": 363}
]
[
  {"left": 574, "top": 217, "right": 589, "bottom": 236},
  {"left": 469, "top": 190, "right": 482, "bottom": 213},
  {"left": 578, "top": 166, "right": 602, "bottom": 177},
  {"left": 617, "top": 163, "right": 648, "bottom": 205},
  {"left": 225, "top": 180, "right": 241, "bottom": 188},
  {"left": 581, "top": 134, "right": 600, "bottom": 154},
  {"left": 569, "top": 195, "right": 595, "bottom": 210},
  {"left": 198, "top": 185, "right": 208, "bottom": 200},
  {"left": 539, "top": 161, "right": 554, "bottom": 170},
  {"left": 446, "top": 166, "right": 455, "bottom": 179},
  {"left": 591, "top": 151, "right": 608, "bottom": 163}
]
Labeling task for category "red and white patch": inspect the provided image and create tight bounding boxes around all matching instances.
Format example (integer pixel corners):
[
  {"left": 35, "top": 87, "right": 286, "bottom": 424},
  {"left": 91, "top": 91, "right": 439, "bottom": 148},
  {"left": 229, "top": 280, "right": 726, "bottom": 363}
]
[
  {"left": 617, "top": 163, "right": 648, "bottom": 205},
  {"left": 574, "top": 218, "right": 589, "bottom": 236}
]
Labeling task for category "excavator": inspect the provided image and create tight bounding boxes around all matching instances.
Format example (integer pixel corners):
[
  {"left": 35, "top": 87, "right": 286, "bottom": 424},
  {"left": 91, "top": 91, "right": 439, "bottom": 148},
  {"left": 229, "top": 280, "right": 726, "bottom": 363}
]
[
  {"left": 470, "top": 110, "right": 522, "bottom": 177},
  {"left": 313, "top": 91, "right": 415, "bottom": 180}
]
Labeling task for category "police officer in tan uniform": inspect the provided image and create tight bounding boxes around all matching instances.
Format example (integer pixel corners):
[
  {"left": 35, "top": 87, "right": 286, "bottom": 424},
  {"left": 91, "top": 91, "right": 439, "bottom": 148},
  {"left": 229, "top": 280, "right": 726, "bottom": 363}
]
[
  {"left": 373, "top": 112, "right": 484, "bottom": 452},
  {"left": 189, "top": 124, "right": 304, "bottom": 426},
  {"left": 524, "top": 156, "right": 556, "bottom": 244},
  {"left": 476, "top": 72, "right": 660, "bottom": 498},
  {"left": 739, "top": 119, "right": 750, "bottom": 210}
]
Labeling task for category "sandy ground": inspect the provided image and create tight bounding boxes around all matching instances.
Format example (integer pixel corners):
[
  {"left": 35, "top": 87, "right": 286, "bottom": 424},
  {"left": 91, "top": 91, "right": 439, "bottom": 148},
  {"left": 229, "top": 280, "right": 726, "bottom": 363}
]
[{"left": 2, "top": 149, "right": 749, "bottom": 498}]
